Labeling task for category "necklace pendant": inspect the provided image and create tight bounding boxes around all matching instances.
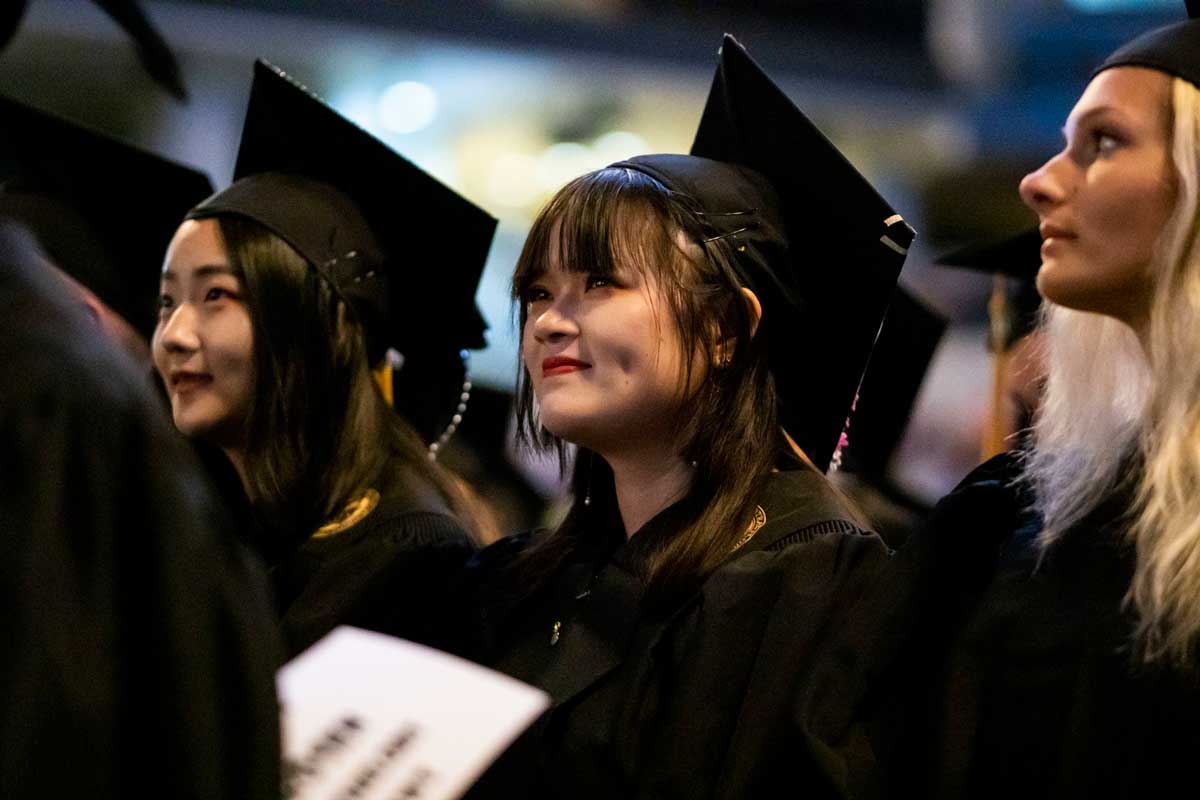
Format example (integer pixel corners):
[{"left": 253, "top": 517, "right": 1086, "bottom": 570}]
[{"left": 549, "top": 620, "right": 562, "bottom": 646}]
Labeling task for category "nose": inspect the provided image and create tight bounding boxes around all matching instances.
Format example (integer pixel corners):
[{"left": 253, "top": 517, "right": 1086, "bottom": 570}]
[
  {"left": 530, "top": 296, "right": 580, "bottom": 345},
  {"left": 154, "top": 303, "right": 201, "bottom": 355},
  {"left": 1019, "top": 151, "right": 1072, "bottom": 214}
]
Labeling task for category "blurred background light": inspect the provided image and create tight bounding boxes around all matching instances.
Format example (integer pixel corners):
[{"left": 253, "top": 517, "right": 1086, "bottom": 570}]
[{"left": 377, "top": 80, "right": 438, "bottom": 134}]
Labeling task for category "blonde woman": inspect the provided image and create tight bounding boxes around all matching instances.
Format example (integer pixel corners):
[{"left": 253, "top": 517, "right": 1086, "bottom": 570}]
[{"left": 883, "top": 7, "right": 1200, "bottom": 798}]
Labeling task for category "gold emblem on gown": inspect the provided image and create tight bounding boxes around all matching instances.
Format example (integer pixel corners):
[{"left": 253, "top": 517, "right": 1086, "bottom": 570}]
[
  {"left": 312, "top": 488, "right": 381, "bottom": 538},
  {"left": 730, "top": 505, "right": 767, "bottom": 552}
]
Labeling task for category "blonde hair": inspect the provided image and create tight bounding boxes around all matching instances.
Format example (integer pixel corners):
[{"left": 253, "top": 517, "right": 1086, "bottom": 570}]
[{"left": 1026, "top": 76, "right": 1200, "bottom": 665}]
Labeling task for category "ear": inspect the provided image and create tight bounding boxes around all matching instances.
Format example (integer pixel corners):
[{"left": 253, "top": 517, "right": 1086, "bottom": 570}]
[
  {"left": 741, "top": 287, "right": 763, "bottom": 338},
  {"left": 712, "top": 287, "right": 765, "bottom": 367}
]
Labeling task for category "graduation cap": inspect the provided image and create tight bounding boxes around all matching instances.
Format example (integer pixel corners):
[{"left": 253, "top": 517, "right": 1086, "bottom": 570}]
[
  {"left": 840, "top": 287, "right": 947, "bottom": 482},
  {"left": 614, "top": 35, "right": 914, "bottom": 472},
  {"left": 936, "top": 228, "right": 1044, "bottom": 459},
  {"left": 1, "top": 1, "right": 188, "bottom": 100},
  {"left": 1093, "top": 1, "right": 1200, "bottom": 88},
  {"left": 188, "top": 60, "right": 496, "bottom": 446},
  {"left": 936, "top": 228, "right": 1042, "bottom": 352},
  {"left": 0, "top": 94, "right": 214, "bottom": 339}
]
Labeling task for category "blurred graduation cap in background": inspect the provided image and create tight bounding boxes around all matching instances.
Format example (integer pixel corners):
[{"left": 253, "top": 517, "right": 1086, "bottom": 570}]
[
  {"left": 189, "top": 60, "right": 497, "bottom": 449},
  {"left": 0, "top": 93, "right": 214, "bottom": 340},
  {"left": 1, "top": 1, "right": 189, "bottom": 100},
  {"left": 936, "top": 228, "right": 1043, "bottom": 459},
  {"left": 616, "top": 34, "right": 915, "bottom": 472}
]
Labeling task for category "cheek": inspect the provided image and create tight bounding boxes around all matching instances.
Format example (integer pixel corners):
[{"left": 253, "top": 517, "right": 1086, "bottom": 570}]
[
  {"left": 520, "top": 322, "right": 541, "bottom": 388},
  {"left": 150, "top": 327, "right": 168, "bottom": 376},
  {"left": 217, "top": 312, "right": 257, "bottom": 388}
]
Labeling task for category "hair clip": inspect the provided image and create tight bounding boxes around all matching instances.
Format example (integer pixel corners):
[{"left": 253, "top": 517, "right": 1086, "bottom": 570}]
[
  {"left": 703, "top": 225, "right": 756, "bottom": 244},
  {"left": 695, "top": 209, "right": 757, "bottom": 217}
]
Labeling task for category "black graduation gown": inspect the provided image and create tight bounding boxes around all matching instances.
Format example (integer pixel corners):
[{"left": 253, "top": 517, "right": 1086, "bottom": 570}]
[
  {"left": 463, "top": 467, "right": 892, "bottom": 799},
  {"left": 880, "top": 453, "right": 1200, "bottom": 799},
  {"left": 0, "top": 226, "right": 281, "bottom": 799},
  {"left": 271, "top": 460, "right": 475, "bottom": 657}
]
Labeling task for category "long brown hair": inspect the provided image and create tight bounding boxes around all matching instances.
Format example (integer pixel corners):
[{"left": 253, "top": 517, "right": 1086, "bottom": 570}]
[
  {"left": 216, "top": 216, "right": 481, "bottom": 556},
  {"left": 509, "top": 166, "right": 803, "bottom": 603}
]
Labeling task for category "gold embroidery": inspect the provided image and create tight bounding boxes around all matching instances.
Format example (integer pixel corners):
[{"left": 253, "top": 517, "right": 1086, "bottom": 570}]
[
  {"left": 731, "top": 505, "right": 767, "bottom": 552},
  {"left": 312, "top": 488, "right": 381, "bottom": 539}
]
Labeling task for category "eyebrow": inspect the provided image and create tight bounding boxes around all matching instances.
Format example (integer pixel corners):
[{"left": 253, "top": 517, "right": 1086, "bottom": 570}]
[
  {"left": 1063, "top": 104, "right": 1134, "bottom": 137},
  {"left": 160, "top": 264, "right": 237, "bottom": 282}
]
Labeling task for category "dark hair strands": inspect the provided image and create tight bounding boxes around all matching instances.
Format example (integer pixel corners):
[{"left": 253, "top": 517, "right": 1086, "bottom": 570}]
[
  {"left": 507, "top": 167, "right": 794, "bottom": 607},
  {"left": 216, "top": 217, "right": 484, "bottom": 558}
]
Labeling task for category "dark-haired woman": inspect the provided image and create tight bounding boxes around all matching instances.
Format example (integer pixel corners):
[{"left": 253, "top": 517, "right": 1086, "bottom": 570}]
[
  {"left": 457, "top": 37, "right": 915, "bottom": 799},
  {"left": 151, "top": 62, "right": 495, "bottom": 658}
]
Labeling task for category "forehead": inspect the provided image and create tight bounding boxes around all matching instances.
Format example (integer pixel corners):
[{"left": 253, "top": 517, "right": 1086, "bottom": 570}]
[
  {"left": 1071, "top": 66, "right": 1172, "bottom": 129},
  {"left": 161, "top": 217, "right": 230, "bottom": 279}
]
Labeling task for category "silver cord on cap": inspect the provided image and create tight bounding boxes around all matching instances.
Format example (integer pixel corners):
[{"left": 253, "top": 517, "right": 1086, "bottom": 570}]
[{"left": 428, "top": 349, "right": 472, "bottom": 461}]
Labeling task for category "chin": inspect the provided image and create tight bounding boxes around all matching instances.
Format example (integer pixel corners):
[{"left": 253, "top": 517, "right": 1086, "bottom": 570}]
[
  {"left": 536, "top": 413, "right": 588, "bottom": 445},
  {"left": 171, "top": 402, "right": 229, "bottom": 441},
  {"left": 536, "top": 406, "right": 610, "bottom": 449},
  {"left": 1036, "top": 262, "right": 1089, "bottom": 312},
  {"left": 172, "top": 413, "right": 217, "bottom": 440}
]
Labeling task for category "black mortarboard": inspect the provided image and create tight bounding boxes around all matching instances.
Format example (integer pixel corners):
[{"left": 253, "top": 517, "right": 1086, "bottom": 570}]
[
  {"left": 188, "top": 60, "right": 495, "bottom": 369},
  {"left": 840, "top": 288, "right": 947, "bottom": 481},
  {"left": 0, "top": 1, "right": 188, "bottom": 99},
  {"left": 614, "top": 35, "right": 914, "bottom": 472},
  {"left": 0, "top": 94, "right": 214, "bottom": 339},
  {"left": 936, "top": 228, "right": 1042, "bottom": 350},
  {"left": 1093, "top": 2, "right": 1200, "bottom": 88}
]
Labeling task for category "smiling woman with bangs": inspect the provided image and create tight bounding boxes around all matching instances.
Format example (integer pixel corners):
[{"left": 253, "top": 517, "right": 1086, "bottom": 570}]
[
  {"left": 508, "top": 165, "right": 781, "bottom": 596},
  {"left": 455, "top": 37, "right": 916, "bottom": 799}
]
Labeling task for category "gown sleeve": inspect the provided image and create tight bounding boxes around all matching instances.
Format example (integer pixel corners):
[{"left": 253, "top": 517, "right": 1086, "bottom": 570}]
[{"left": 0, "top": 238, "right": 282, "bottom": 800}]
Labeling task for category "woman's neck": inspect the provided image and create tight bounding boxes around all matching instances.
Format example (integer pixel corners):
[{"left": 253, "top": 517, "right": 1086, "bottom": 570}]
[
  {"left": 601, "top": 446, "right": 695, "bottom": 539},
  {"left": 222, "top": 446, "right": 249, "bottom": 492}
]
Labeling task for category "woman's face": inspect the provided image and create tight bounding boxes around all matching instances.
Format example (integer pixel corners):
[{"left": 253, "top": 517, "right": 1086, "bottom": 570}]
[
  {"left": 152, "top": 218, "right": 255, "bottom": 447},
  {"left": 521, "top": 236, "right": 693, "bottom": 455},
  {"left": 1019, "top": 66, "right": 1176, "bottom": 327}
]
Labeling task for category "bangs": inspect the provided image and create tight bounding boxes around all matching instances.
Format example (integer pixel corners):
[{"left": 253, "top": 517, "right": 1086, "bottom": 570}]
[{"left": 512, "top": 167, "right": 679, "bottom": 302}]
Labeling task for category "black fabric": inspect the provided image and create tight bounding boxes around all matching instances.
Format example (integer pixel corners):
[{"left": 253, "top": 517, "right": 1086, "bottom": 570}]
[
  {"left": 842, "top": 287, "right": 947, "bottom": 480},
  {"left": 0, "top": 224, "right": 280, "bottom": 799},
  {"left": 270, "top": 457, "right": 476, "bottom": 658},
  {"left": 189, "top": 60, "right": 494, "bottom": 364},
  {"left": 685, "top": 34, "right": 913, "bottom": 472},
  {"left": 0, "top": 95, "right": 213, "bottom": 338},
  {"left": 877, "top": 453, "right": 1200, "bottom": 799},
  {"left": 1094, "top": 4, "right": 1200, "bottom": 90},
  {"left": 459, "top": 468, "right": 892, "bottom": 799}
]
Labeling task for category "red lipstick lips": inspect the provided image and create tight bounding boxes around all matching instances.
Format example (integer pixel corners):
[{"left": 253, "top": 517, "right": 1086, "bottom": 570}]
[{"left": 542, "top": 356, "right": 591, "bottom": 378}]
